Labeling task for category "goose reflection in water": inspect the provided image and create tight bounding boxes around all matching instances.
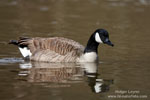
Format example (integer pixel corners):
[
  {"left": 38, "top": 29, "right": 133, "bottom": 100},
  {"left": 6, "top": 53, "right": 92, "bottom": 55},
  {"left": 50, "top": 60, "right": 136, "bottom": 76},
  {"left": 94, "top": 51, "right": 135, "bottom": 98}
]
[
  {"left": 81, "top": 63, "right": 113, "bottom": 93},
  {"left": 18, "top": 62, "right": 113, "bottom": 93}
]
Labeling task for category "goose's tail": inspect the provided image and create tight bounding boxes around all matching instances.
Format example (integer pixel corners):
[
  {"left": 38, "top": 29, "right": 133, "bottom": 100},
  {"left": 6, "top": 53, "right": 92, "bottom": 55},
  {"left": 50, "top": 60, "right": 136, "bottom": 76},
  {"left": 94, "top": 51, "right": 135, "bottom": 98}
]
[{"left": 9, "top": 37, "right": 32, "bottom": 58}]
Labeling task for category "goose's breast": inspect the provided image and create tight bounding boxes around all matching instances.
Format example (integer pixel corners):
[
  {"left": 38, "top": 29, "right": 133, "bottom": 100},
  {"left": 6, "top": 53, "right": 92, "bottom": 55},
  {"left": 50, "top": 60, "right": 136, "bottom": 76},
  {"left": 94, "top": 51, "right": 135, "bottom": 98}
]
[{"left": 78, "top": 52, "right": 98, "bottom": 62}]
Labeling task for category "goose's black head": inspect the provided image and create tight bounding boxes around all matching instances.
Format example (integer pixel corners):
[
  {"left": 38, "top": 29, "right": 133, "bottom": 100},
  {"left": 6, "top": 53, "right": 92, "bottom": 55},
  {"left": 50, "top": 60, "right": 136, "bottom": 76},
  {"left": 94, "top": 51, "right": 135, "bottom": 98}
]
[
  {"left": 84, "top": 29, "right": 114, "bottom": 53},
  {"left": 94, "top": 29, "right": 114, "bottom": 46}
]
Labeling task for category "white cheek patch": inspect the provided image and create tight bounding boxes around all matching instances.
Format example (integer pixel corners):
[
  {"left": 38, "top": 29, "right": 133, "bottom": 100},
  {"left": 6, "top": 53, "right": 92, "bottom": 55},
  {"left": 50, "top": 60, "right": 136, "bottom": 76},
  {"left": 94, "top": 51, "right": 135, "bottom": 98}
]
[
  {"left": 19, "top": 47, "right": 32, "bottom": 58},
  {"left": 95, "top": 32, "right": 103, "bottom": 43}
]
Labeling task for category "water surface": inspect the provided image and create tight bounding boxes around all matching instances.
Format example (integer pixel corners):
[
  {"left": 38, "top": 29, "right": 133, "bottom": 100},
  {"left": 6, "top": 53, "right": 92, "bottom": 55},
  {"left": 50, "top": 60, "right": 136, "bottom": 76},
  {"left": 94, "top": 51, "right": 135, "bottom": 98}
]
[{"left": 0, "top": 0, "right": 150, "bottom": 100}]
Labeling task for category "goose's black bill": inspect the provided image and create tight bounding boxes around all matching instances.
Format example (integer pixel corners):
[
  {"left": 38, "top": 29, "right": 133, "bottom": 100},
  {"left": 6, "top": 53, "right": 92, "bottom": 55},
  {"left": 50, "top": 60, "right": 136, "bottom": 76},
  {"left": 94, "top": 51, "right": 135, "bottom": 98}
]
[{"left": 105, "top": 40, "right": 114, "bottom": 47}]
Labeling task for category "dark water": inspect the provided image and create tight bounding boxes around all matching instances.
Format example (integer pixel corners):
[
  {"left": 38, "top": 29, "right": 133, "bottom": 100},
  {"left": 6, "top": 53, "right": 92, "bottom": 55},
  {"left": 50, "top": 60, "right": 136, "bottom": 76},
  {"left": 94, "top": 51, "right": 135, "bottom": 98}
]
[{"left": 0, "top": 0, "right": 150, "bottom": 100}]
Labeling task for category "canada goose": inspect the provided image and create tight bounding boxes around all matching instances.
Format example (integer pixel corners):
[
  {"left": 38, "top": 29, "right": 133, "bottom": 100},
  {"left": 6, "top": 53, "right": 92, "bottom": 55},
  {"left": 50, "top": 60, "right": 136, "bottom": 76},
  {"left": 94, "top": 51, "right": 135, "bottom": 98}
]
[{"left": 9, "top": 29, "right": 114, "bottom": 62}]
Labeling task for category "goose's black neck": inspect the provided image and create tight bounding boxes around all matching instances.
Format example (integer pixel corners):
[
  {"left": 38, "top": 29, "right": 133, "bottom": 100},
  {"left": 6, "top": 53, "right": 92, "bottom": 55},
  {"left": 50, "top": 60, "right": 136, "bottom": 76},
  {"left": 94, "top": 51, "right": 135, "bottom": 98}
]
[{"left": 84, "top": 34, "right": 99, "bottom": 54}]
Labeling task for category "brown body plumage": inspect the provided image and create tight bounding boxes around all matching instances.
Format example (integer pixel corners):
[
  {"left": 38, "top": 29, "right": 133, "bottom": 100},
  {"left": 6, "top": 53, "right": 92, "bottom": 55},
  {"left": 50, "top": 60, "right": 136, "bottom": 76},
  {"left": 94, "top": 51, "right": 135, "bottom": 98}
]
[{"left": 10, "top": 37, "right": 84, "bottom": 62}]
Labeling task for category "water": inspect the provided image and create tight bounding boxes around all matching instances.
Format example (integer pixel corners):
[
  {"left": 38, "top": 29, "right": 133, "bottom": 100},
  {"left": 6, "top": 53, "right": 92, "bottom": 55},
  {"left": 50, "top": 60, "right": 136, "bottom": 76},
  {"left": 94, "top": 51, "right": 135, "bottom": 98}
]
[{"left": 0, "top": 0, "right": 150, "bottom": 100}]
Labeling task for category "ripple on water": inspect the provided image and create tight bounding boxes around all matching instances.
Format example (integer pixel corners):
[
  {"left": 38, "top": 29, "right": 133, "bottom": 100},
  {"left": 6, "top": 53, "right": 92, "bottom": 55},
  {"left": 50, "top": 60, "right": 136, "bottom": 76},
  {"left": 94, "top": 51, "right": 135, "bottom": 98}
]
[{"left": 0, "top": 57, "right": 24, "bottom": 65}]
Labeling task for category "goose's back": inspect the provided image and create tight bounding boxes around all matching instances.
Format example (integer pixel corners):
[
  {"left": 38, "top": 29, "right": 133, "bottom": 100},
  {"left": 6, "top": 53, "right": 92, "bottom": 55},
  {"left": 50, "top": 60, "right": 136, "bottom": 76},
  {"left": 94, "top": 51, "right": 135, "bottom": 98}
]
[{"left": 26, "top": 37, "right": 84, "bottom": 62}]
